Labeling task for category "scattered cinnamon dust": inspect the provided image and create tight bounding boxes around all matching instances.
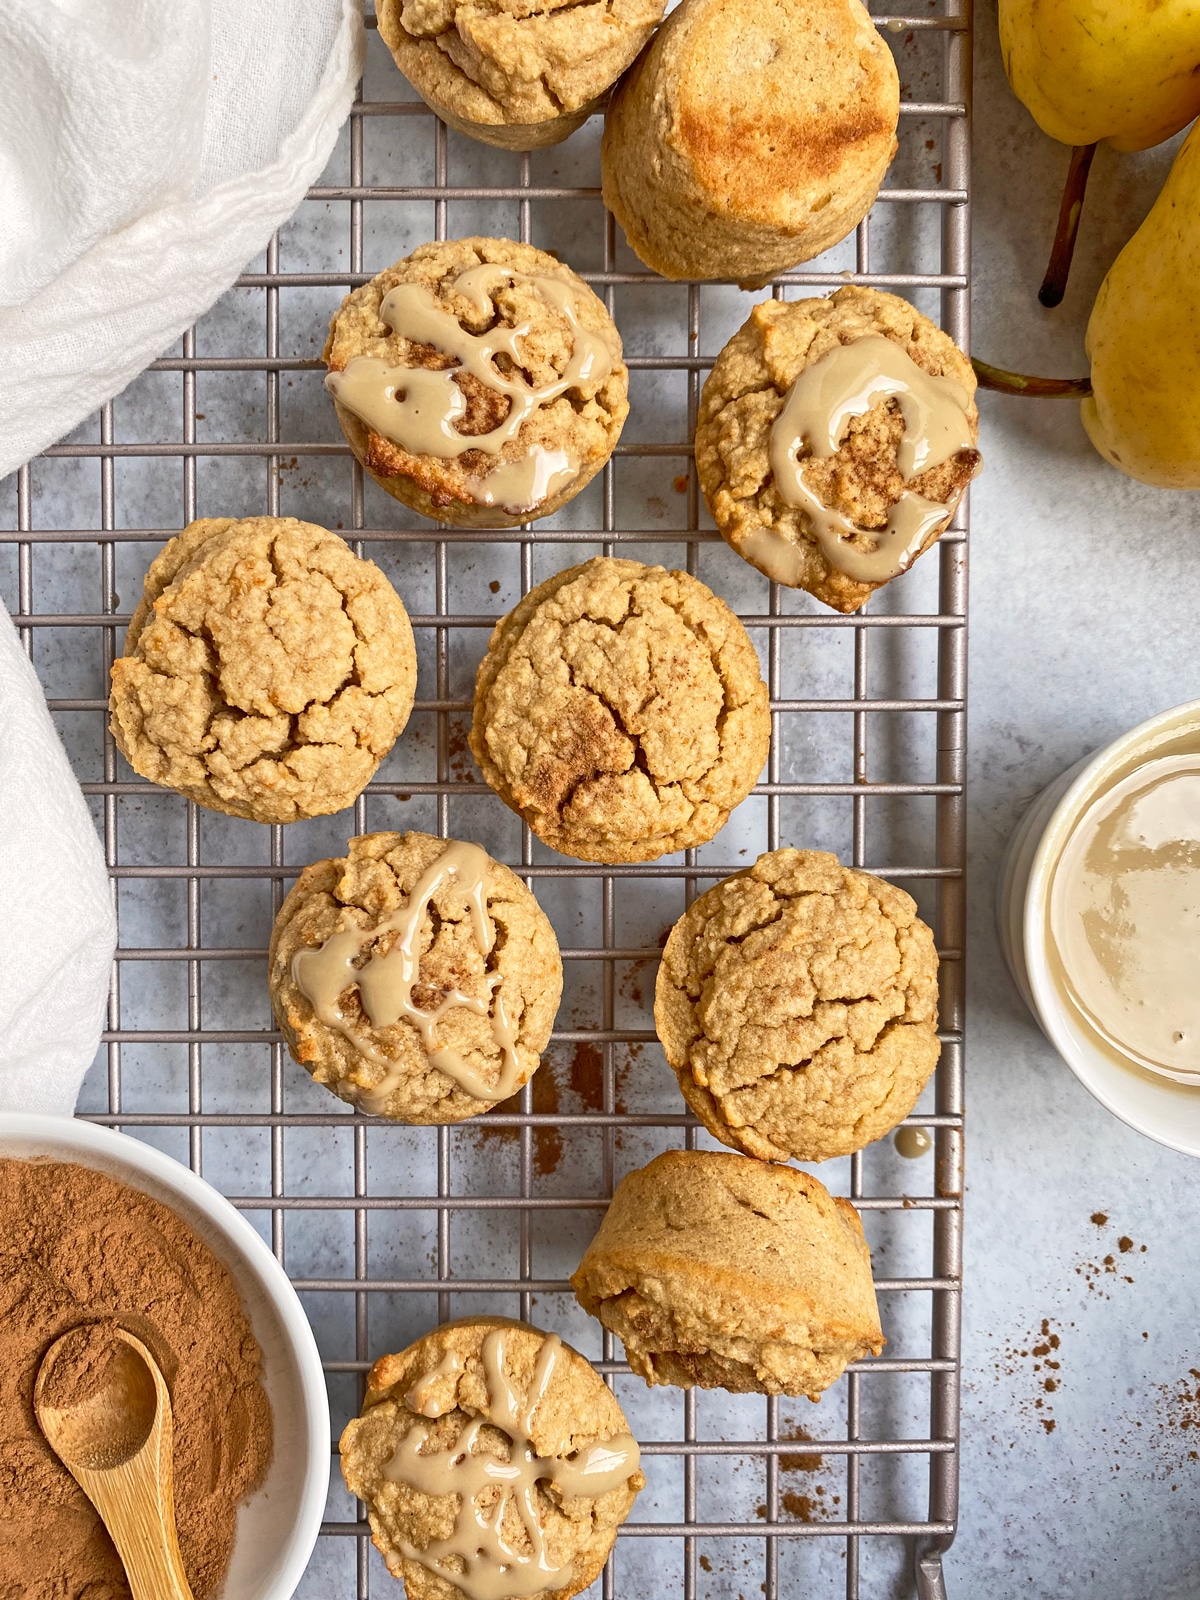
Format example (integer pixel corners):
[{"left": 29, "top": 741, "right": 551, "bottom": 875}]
[
  {"left": 753, "top": 1424, "right": 841, "bottom": 1523},
  {"left": 447, "top": 714, "right": 477, "bottom": 781},
  {"left": 1076, "top": 1215, "right": 1145, "bottom": 1296},
  {"left": 994, "top": 1317, "right": 1066, "bottom": 1435},
  {"left": 0, "top": 1158, "right": 272, "bottom": 1599},
  {"left": 470, "top": 1041, "right": 607, "bottom": 1175}
]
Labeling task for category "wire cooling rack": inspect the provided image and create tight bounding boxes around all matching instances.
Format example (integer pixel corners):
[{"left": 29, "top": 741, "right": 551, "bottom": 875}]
[{"left": 0, "top": 6, "right": 968, "bottom": 1596}]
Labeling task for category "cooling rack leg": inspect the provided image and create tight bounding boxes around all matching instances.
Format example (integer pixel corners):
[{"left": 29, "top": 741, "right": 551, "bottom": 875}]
[{"left": 915, "top": 1544, "right": 950, "bottom": 1600}]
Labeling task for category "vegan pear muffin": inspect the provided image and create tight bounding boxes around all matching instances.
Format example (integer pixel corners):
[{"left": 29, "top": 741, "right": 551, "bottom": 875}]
[
  {"left": 655, "top": 848, "right": 940, "bottom": 1162},
  {"left": 469, "top": 556, "right": 772, "bottom": 863},
  {"left": 571, "top": 1150, "right": 885, "bottom": 1398},
  {"left": 377, "top": 0, "right": 668, "bottom": 150},
  {"left": 602, "top": 0, "right": 900, "bottom": 285},
  {"left": 323, "top": 237, "right": 628, "bottom": 526},
  {"left": 269, "top": 831, "right": 563, "bottom": 1123},
  {"left": 340, "top": 1316, "right": 644, "bottom": 1600},
  {"left": 697, "top": 286, "right": 981, "bottom": 612},
  {"left": 109, "top": 516, "right": 416, "bottom": 824}
]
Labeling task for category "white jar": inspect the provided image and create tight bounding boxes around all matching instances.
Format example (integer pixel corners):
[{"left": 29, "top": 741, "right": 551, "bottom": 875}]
[{"left": 997, "top": 699, "right": 1200, "bottom": 1157}]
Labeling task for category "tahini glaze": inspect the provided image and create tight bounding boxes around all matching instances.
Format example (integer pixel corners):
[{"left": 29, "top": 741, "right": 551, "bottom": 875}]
[
  {"left": 764, "top": 334, "right": 976, "bottom": 585},
  {"left": 291, "top": 841, "right": 522, "bottom": 1112},
  {"left": 326, "top": 264, "right": 618, "bottom": 514},
  {"left": 383, "top": 1329, "right": 640, "bottom": 1600},
  {"left": 1050, "top": 755, "right": 1200, "bottom": 1080}
]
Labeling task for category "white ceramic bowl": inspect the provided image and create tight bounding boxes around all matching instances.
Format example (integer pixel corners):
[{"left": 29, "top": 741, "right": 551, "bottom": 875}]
[
  {"left": 0, "top": 1114, "right": 329, "bottom": 1597},
  {"left": 997, "top": 699, "right": 1200, "bottom": 1158}
]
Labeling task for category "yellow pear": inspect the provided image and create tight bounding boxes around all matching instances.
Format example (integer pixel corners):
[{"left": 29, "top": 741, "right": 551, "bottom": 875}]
[
  {"left": 999, "top": 0, "right": 1200, "bottom": 150},
  {"left": 1081, "top": 120, "right": 1200, "bottom": 488}
]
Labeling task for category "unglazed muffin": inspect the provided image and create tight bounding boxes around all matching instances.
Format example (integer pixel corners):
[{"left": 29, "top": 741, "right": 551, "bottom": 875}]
[
  {"left": 571, "top": 1151, "right": 884, "bottom": 1398},
  {"left": 469, "top": 556, "right": 771, "bottom": 863},
  {"left": 655, "top": 848, "right": 940, "bottom": 1162},
  {"left": 341, "top": 1317, "right": 644, "bottom": 1600},
  {"left": 323, "top": 238, "right": 628, "bottom": 527},
  {"left": 109, "top": 517, "right": 416, "bottom": 824},
  {"left": 696, "top": 287, "right": 981, "bottom": 613},
  {"left": 378, "top": 0, "right": 668, "bottom": 150},
  {"left": 602, "top": 0, "right": 900, "bottom": 285},
  {"left": 269, "top": 832, "right": 562, "bottom": 1123}
]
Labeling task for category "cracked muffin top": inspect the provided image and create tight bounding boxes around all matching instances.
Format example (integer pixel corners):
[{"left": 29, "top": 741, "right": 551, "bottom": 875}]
[
  {"left": 469, "top": 556, "right": 771, "bottom": 863},
  {"left": 377, "top": 0, "right": 667, "bottom": 149},
  {"left": 341, "top": 1316, "right": 644, "bottom": 1600},
  {"left": 109, "top": 517, "right": 416, "bottom": 824},
  {"left": 655, "top": 848, "right": 940, "bottom": 1161},
  {"left": 696, "top": 287, "right": 980, "bottom": 613},
  {"left": 323, "top": 238, "right": 629, "bottom": 528},
  {"left": 571, "top": 1150, "right": 884, "bottom": 1399},
  {"left": 268, "top": 831, "right": 562, "bottom": 1124}
]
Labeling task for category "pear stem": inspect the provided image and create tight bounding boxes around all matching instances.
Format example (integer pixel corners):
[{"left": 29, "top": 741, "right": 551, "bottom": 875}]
[
  {"left": 1038, "top": 143, "right": 1098, "bottom": 308},
  {"left": 971, "top": 359, "right": 1092, "bottom": 398}
]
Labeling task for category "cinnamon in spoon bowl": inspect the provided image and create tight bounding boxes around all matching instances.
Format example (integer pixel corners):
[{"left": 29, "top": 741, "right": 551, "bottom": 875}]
[{"left": 35, "top": 1323, "right": 194, "bottom": 1600}]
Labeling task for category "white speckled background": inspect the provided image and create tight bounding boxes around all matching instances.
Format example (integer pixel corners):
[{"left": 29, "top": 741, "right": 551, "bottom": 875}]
[
  {"left": 965, "top": 2, "right": 1200, "bottom": 1595},
  {"left": 3, "top": 2, "right": 1198, "bottom": 1594}
]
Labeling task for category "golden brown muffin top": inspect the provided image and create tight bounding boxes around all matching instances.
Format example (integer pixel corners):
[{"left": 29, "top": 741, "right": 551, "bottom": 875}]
[
  {"left": 469, "top": 556, "right": 771, "bottom": 863},
  {"left": 109, "top": 517, "right": 415, "bottom": 824},
  {"left": 341, "top": 1317, "right": 643, "bottom": 1600},
  {"left": 655, "top": 848, "right": 940, "bottom": 1161},
  {"left": 269, "top": 831, "right": 563, "bottom": 1124},
  {"left": 696, "top": 287, "right": 980, "bottom": 611},
  {"left": 324, "top": 238, "right": 627, "bottom": 519},
  {"left": 668, "top": 0, "right": 899, "bottom": 229},
  {"left": 571, "top": 1150, "right": 885, "bottom": 1399},
  {"left": 378, "top": 0, "right": 667, "bottom": 128}
]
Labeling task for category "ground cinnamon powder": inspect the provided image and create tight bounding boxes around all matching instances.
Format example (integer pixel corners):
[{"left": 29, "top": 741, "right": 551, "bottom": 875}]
[{"left": 0, "top": 1158, "right": 273, "bottom": 1599}]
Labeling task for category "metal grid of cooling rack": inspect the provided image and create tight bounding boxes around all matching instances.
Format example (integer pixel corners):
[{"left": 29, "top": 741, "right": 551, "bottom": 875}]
[{"left": 0, "top": 5, "right": 968, "bottom": 1596}]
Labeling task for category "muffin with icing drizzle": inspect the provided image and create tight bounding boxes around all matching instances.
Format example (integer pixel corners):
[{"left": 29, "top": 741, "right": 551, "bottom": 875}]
[
  {"left": 109, "top": 516, "right": 417, "bottom": 823},
  {"left": 469, "top": 556, "right": 772, "bottom": 863},
  {"left": 377, "top": 0, "right": 667, "bottom": 151},
  {"left": 654, "top": 848, "right": 940, "bottom": 1162},
  {"left": 268, "top": 831, "right": 562, "bottom": 1123},
  {"left": 696, "top": 286, "right": 981, "bottom": 613},
  {"left": 323, "top": 238, "right": 628, "bottom": 527},
  {"left": 572, "top": 1150, "right": 885, "bottom": 1398},
  {"left": 341, "top": 1317, "right": 644, "bottom": 1600}
]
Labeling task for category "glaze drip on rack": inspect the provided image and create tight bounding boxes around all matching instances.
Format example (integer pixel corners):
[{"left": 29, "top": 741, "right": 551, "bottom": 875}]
[
  {"left": 765, "top": 334, "right": 977, "bottom": 584},
  {"left": 384, "top": 1330, "right": 640, "bottom": 1600},
  {"left": 291, "top": 841, "right": 521, "bottom": 1111}
]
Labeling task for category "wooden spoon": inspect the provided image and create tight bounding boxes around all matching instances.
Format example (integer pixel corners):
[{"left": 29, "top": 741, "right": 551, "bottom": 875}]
[{"left": 34, "top": 1325, "right": 194, "bottom": 1600}]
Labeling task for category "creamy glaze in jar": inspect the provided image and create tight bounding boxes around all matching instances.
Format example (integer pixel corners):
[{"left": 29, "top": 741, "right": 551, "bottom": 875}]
[{"left": 1049, "top": 754, "right": 1200, "bottom": 1083}]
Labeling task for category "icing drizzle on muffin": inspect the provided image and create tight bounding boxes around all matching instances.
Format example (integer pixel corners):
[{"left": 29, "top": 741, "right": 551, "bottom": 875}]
[
  {"left": 291, "top": 840, "right": 521, "bottom": 1110},
  {"left": 384, "top": 1329, "right": 640, "bottom": 1600},
  {"left": 326, "top": 264, "right": 617, "bottom": 513}
]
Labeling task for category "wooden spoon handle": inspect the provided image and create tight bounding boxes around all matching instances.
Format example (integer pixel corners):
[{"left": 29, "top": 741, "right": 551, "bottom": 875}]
[{"left": 76, "top": 1454, "right": 194, "bottom": 1600}]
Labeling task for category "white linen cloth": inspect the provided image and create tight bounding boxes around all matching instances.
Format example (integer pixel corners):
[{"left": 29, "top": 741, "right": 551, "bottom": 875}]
[
  {"left": 0, "top": 0, "right": 366, "bottom": 479},
  {"left": 0, "top": 606, "right": 116, "bottom": 1113},
  {"left": 0, "top": 0, "right": 366, "bottom": 1107}
]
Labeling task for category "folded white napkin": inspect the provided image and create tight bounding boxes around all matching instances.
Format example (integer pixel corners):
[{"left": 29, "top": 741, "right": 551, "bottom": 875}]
[
  {"left": 0, "top": 606, "right": 117, "bottom": 1114},
  {"left": 0, "top": 0, "right": 366, "bottom": 480}
]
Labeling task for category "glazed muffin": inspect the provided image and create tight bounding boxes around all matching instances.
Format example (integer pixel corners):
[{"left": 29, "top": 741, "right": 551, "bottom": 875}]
[
  {"left": 109, "top": 517, "right": 416, "bottom": 824},
  {"left": 341, "top": 1317, "right": 644, "bottom": 1600},
  {"left": 324, "top": 238, "right": 628, "bottom": 527},
  {"left": 469, "top": 556, "right": 771, "bottom": 863},
  {"left": 269, "top": 832, "right": 563, "bottom": 1123},
  {"left": 602, "top": 0, "right": 900, "bottom": 285},
  {"left": 655, "top": 848, "right": 940, "bottom": 1162},
  {"left": 378, "top": 0, "right": 668, "bottom": 150},
  {"left": 571, "top": 1151, "right": 884, "bottom": 1398},
  {"left": 697, "top": 287, "right": 981, "bottom": 613}
]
